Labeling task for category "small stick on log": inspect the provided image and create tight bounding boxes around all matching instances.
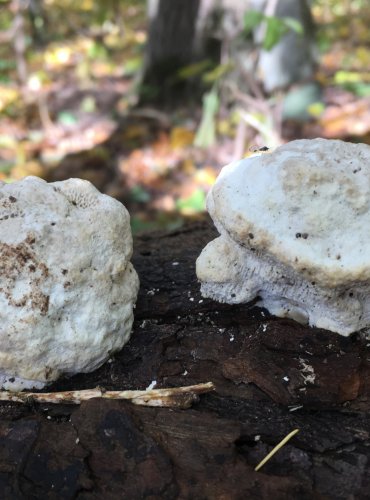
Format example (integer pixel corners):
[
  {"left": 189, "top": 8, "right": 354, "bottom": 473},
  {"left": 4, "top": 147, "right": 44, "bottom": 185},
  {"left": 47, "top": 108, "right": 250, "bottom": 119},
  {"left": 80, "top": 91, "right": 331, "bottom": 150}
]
[
  {"left": 254, "top": 428, "right": 300, "bottom": 472},
  {"left": 0, "top": 382, "right": 215, "bottom": 409}
]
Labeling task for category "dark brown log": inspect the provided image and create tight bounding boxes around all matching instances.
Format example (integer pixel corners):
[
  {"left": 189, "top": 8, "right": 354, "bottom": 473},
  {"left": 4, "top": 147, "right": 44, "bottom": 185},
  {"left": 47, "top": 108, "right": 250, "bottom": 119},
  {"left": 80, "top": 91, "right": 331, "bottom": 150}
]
[{"left": 0, "top": 218, "right": 369, "bottom": 499}]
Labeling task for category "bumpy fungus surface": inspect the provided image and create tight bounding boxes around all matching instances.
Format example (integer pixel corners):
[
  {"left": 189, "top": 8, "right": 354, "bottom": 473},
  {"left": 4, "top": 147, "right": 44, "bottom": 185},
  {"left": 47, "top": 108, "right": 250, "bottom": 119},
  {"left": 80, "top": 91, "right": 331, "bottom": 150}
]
[
  {"left": 196, "top": 138, "right": 370, "bottom": 336},
  {"left": 0, "top": 177, "right": 139, "bottom": 390}
]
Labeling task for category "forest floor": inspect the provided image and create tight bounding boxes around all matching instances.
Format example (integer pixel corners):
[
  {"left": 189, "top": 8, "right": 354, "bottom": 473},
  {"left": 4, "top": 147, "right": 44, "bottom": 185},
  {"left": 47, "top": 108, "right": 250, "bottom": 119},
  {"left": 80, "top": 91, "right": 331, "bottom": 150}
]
[{"left": 2, "top": 2, "right": 370, "bottom": 232}]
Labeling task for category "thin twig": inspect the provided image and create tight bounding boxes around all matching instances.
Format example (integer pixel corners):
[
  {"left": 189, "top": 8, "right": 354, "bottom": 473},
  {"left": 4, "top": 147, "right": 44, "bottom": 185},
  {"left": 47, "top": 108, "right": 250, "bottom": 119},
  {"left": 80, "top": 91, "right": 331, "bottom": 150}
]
[
  {"left": 225, "top": 81, "right": 267, "bottom": 114},
  {"left": 254, "top": 428, "right": 300, "bottom": 472},
  {"left": 37, "top": 93, "right": 56, "bottom": 132},
  {"left": 243, "top": 69, "right": 266, "bottom": 103},
  {"left": 239, "top": 110, "right": 282, "bottom": 147},
  {"left": 128, "top": 108, "right": 171, "bottom": 128},
  {"left": 225, "top": 81, "right": 283, "bottom": 147},
  {"left": 265, "top": 0, "right": 279, "bottom": 17},
  {"left": 233, "top": 118, "right": 248, "bottom": 161},
  {"left": 0, "top": 382, "right": 215, "bottom": 409}
]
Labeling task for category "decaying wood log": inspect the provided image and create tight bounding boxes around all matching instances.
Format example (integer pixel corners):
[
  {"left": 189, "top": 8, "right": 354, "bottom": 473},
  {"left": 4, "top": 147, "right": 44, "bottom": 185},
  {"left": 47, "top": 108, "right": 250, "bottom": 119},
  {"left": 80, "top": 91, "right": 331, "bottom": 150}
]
[{"left": 0, "top": 217, "right": 369, "bottom": 499}]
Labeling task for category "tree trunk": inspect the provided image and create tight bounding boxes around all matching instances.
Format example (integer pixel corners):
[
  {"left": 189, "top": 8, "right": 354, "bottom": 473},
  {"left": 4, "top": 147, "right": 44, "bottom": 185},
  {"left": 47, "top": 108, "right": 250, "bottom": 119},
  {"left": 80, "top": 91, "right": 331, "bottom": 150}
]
[
  {"left": 142, "top": 0, "right": 201, "bottom": 103},
  {"left": 12, "top": 0, "right": 28, "bottom": 85},
  {"left": 28, "top": 0, "right": 48, "bottom": 46},
  {"left": 142, "top": 0, "right": 316, "bottom": 103}
]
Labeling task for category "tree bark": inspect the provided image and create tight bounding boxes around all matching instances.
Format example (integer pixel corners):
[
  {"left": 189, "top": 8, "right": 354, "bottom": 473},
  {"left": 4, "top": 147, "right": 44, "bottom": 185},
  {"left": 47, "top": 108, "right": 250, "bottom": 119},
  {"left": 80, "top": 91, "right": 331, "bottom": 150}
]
[
  {"left": 11, "top": 0, "right": 28, "bottom": 85},
  {"left": 142, "top": 0, "right": 201, "bottom": 103},
  {"left": 27, "top": 0, "right": 47, "bottom": 46},
  {"left": 0, "top": 219, "right": 369, "bottom": 498},
  {"left": 142, "top": 0, "right": 316, "bottom": 103}
]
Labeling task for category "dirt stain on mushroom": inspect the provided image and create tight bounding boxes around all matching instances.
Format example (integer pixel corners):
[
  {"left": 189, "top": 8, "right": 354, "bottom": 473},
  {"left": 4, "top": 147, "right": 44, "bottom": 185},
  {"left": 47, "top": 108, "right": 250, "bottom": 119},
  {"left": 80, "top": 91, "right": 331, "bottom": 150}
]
[{"left": 0, "top": 237, "right": 50, "bottom": 315}]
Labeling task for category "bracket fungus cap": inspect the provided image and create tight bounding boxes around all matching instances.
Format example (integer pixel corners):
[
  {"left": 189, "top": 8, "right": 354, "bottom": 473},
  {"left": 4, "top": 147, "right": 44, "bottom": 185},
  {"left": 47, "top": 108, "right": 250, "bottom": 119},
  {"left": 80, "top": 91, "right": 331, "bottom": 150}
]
[{"left": 196, "top": 138, "right": 370, "bottom": 336}]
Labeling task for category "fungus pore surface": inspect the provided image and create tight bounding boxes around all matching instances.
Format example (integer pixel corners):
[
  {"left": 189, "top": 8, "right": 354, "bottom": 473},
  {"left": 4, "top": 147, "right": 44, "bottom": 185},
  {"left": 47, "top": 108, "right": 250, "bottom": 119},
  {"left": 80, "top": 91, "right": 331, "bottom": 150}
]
[
  {"left": 196, "top": 138, "right": 370, "bottom": 336},
  {"left": 0, "top": 176, "right": 139, "bottom": 390}
]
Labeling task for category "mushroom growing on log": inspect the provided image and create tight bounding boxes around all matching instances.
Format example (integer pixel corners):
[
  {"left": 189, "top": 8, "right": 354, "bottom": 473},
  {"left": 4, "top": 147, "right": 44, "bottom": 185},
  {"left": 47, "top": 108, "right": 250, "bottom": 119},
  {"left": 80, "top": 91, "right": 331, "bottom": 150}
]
[
  {"left": 0, "top": 176, "right": 139, "bottom": 390},
  {"left": 197, "top": 138, "right": 370, "bottom": 336}
]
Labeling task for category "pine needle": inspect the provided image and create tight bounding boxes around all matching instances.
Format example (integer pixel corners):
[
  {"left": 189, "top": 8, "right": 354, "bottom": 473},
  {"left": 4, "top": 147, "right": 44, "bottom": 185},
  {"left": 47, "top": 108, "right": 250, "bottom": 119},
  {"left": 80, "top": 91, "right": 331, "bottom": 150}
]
[{"left": 254, "top": 428, "right": 300, "bottom": 472}]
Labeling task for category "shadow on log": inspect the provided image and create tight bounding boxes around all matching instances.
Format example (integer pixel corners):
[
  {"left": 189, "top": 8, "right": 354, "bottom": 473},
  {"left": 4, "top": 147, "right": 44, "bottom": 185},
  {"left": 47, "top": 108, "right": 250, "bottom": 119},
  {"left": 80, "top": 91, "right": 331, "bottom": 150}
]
[{"left": 0, "top": 218, "right": 369, "bottom": 499}]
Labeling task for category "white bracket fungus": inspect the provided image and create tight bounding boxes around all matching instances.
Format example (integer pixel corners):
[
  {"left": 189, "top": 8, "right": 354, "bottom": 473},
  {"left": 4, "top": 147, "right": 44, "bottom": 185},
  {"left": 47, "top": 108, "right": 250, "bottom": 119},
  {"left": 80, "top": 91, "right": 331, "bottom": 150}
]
[
  {"left": 0, "top": 176, "right": 139, "bottom": 390},
  {"left": 196, "top": 138, "right": 370, "bottom": 336}
]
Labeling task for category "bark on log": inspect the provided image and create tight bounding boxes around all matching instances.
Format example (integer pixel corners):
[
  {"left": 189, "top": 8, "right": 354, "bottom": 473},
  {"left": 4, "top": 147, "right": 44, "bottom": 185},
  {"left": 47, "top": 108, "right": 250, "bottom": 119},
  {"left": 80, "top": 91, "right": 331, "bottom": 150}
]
[{"left": 0, "top": 218, "right": 369, "bottom": 499}]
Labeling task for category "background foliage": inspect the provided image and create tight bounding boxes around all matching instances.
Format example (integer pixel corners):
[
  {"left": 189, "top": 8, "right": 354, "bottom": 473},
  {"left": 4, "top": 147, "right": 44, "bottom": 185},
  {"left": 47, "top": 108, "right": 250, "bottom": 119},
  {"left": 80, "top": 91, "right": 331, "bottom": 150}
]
[{"left": 0, "top": 0, "right": 370, "bottom": 231}]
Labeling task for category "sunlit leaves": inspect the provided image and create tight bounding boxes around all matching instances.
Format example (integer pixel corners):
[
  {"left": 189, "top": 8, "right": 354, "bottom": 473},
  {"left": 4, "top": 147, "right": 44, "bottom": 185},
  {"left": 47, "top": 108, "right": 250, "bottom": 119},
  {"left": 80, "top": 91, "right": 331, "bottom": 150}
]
[
  {"left": 0, "top": 86, "right": 19, "bottom": 112},
  {"left": 194, "top": 89, "right": 219, "bottom": 148},
  {"left": 263, "top": 16, "right": 288, "bottom": 50},
  {"left": 334, "top": 71, "right": 370, "bottom": 97},
  {"left": 177, "top": 60, "right": 213, "bottom": 80},
  {"left": 170, "top": 127, "right": 195, "bottom": 150},
  {"left": 123, "top": 57, "right": 143, "bottom": 76},
  {"left": 307, "top": 102, "right": 325, "bottom": 118},
  {"left": 176, "top": 188, "right": 206, "bottom": 215},
  {"left": 130, "top": 185, "right": 151, "bottom": 203},
  {"left": 44, "top": 45, "right": 73, "bottom": 68},
  {"left": 57, "top": 111, "right": 78, "bottom": 126},
  {"left": 80, "top": 96, "right": 96, "bottom": 113},
  {"left": 203, "top": 63, "right": 234, "bottom": 84},
  {"left": 282, "top": 17, "right": 304, "bottom": 35},
  {"left": 244, "top": 10, "right": 264, "bottom": 34},
  {"left": 244, "top": 10, "right": 304, "bottom": 51},
  {"left": 282, "top": 83, "right": 323, "bottom": 121}
]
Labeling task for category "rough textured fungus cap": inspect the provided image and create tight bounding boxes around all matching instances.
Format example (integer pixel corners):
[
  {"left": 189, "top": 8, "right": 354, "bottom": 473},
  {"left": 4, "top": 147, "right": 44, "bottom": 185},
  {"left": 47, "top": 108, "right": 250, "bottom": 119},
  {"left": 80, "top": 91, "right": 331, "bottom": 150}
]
[
  {"left": 197, "top": 138, "right": 370, "bottom": 335},
  {"left": 0, "top": 176, "right": 139, "bottom": 390}
]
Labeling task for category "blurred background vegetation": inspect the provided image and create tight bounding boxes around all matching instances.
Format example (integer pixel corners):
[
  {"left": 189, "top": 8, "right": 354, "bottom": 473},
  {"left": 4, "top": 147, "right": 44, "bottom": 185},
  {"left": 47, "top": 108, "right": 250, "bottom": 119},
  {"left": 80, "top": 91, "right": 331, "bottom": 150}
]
[{"left": 0, "top": 0, "right": 370, "bottom": 232}]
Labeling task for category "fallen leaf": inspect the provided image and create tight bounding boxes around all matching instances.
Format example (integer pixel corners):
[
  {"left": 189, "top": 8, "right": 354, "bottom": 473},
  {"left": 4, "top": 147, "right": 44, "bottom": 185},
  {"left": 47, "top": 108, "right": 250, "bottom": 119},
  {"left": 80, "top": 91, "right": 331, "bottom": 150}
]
[{"left": 170, "top": 127, "right": 194, "bottom": 149}]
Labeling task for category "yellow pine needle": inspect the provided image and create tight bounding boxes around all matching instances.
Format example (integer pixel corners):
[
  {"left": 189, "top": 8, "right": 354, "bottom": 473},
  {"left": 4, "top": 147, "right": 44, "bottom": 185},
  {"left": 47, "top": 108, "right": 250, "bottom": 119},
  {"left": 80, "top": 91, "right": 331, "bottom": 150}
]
[{"left": 254, "top": 428, "right": 300, "bottom": 472}]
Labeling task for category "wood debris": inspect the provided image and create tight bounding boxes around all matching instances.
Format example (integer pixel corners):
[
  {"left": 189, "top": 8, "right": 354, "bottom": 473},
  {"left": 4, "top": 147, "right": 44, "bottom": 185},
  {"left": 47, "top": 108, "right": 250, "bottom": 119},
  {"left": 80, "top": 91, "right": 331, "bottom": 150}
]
[{"left": 0, "top": 382, "right": 215, "bottom": 409}]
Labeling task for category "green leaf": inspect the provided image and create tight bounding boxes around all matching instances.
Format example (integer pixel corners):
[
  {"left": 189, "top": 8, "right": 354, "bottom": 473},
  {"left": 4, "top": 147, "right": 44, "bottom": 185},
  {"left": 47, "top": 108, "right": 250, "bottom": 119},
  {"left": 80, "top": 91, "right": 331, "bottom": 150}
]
[
  {"left": 130, "top": 186, "right": 151, "bottom": 203},
  {"left": 307, "top": 102, "right": 325, "bottom": 117},
  {"left": 57, "top": 111, "right": 77, "bottom": 126},
  {"left": 176, "top": 188, "right": 206, "bottom": 213},
  {"left": 80, "top": 96, "right": 96, "bottom": 113},
  {"left": 334, "top": 71, "right": 362, "bottom": 84},
  {"left": 87, "top": 41, "right": 107, "bottom": 60},
  {"left": 244, "top": 10, "right": 264, "bottom": 34},
  {"left": 282, "top": 83, "right": 322, "bottom": 121},
  {"left": 0, "top": 75, "right": 11, "bottom": 83},
  {"left": 282, "top": 17, "right": 303, "bottom": 34},
  {"left": 333, "top": 71, "right": 370, "bottom": 97},
  {"left": 130, "top": 216, "right": 156, "bottom": 234},
  {"left": 194, "top": 89, "right": 219, "bottom": 148},
  {"left": 263, "top": 17, "right": 288, "bottom": 50},
  {"left": 0, "top": 161, "right": 13, "bottom": 174},
  {"left": 342, "top": 82, "right": 370, "bottom": 97},
  {"left": 0, "top": 59, "right": 15, "bottom": 71},
  {"left": 123, "top": 57, "right": 143, "bottom": 76},
  {"left": 203, "top": 63, "right": 234, "bottom": 84},
  {"left": 177, "top": 60, "right": 213, "bottom": 80}
]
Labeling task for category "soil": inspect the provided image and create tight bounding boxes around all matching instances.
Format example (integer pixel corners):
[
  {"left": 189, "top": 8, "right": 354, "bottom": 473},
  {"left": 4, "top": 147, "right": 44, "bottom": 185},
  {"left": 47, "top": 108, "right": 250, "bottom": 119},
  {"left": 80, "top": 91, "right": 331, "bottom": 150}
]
[{"left": 0, "top": 218, "right": 370, "bottom": 499}]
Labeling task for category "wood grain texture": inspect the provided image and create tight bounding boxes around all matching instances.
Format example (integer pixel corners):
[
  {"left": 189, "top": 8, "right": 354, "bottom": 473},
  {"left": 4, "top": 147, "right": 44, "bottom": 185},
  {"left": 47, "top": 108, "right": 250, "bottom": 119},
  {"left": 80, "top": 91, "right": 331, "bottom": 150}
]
[{"left": 0, "top": 218, "right": 369, "bottom": 499}]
